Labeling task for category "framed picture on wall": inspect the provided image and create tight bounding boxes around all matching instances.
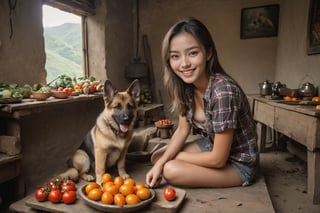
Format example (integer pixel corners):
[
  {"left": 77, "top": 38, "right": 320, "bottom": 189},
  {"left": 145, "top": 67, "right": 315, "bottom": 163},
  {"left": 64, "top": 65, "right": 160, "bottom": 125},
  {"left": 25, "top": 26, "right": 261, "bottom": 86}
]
[
  {"left": 240, "top": 4, "right": 280, "bottom": 39},
  {"left": 307, "top": 0, "right": 320, "bottom": 55}
]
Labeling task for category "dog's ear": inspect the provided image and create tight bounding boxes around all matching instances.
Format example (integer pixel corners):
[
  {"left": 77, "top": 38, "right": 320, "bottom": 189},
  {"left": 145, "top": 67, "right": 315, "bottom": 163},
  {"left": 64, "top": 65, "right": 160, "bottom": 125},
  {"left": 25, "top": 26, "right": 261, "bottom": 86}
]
[
  {"left": 103, "top": 80, "right": 117, "bottom": 102},
  {"left": 127, "top": 79, "right": 141, "bottom": 103}
]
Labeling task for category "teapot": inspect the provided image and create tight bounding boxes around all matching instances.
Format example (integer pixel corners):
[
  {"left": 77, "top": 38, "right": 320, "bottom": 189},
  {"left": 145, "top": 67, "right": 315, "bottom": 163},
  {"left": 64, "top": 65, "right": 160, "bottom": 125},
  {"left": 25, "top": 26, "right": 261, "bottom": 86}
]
[
  {"left": 299, "top": 82, "right": 316, "bottom": 98},
  {"left": 259, "top": 80, "right": 273, "bottom": 96}
]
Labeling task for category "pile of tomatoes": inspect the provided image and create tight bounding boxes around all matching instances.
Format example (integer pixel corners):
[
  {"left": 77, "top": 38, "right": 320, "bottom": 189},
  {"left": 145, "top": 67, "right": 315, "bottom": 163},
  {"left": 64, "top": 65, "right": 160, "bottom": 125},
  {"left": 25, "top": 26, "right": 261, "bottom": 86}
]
[
  {"left": 34, "top": 177, "right": 77, "bottom": 204},
  {"left": 84, "top": 173, "right": 152, "bottom": 206},
  {"left": 155, "top": 119, "right": 173, "bottom": 126}
]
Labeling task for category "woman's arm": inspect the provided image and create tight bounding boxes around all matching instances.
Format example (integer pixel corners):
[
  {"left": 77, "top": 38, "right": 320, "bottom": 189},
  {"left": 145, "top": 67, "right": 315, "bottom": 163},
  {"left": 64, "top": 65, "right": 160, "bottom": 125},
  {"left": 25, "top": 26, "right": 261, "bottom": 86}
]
[
  {"left": 146, "top": 115, "right": 191, "bottom": 187},
  {"left": 156, "top": 115, "right": 191, "bottom": 165},
  {"left": 175, "top": 128, "right": 234, "bottom": 168}
]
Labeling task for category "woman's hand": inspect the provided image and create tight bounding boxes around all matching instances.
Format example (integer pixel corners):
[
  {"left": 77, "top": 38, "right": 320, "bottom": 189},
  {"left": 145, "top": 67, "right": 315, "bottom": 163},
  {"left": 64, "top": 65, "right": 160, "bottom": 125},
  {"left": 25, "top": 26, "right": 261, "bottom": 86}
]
[{"left": 146, "top": 163, "right": 163, "bottom": 188}]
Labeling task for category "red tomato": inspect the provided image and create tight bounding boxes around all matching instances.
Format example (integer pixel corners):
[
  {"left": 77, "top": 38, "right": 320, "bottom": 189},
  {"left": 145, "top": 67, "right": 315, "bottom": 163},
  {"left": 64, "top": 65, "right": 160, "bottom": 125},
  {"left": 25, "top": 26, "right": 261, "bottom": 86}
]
[
  {"left": 89, "top": 85, "right": 96, "bottom": 93},
  {"left": 61, "top": 179, "right": 76, "bottom": 191},
  {"left": 63, "top": 87, "right": 73, "bottom": 94},
  {"left": 62, "top": 190, "right": 77, "bottom": 204},
  {"left": 47, "top": 180, "right": 59, "bottom": 191},
  {"left": 48, "top": 189, "right": 62, "bottom": 203},
  {"left": 35, "top": 187, "right": 48, "bottom": 202},
  {"left": 163, "top": 188, "right": 176, "bottom": 201}
]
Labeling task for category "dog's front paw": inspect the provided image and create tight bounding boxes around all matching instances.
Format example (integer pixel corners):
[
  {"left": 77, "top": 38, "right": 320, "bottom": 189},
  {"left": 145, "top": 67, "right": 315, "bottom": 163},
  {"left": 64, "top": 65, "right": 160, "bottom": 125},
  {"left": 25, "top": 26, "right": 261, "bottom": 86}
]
[
  {"left": 80, "top": 174, "right": 95, "bottom": 182},
  {"left": 119, "top": 172, "right": 130, "bottom": 180}
]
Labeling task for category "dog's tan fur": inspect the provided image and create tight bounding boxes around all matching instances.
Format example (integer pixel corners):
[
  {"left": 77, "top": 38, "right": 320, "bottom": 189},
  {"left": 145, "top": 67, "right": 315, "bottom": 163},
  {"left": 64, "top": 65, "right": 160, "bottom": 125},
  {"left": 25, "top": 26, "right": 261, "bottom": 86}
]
[{"left": 59, "top": 79, "right": 140, "bottom": 185}]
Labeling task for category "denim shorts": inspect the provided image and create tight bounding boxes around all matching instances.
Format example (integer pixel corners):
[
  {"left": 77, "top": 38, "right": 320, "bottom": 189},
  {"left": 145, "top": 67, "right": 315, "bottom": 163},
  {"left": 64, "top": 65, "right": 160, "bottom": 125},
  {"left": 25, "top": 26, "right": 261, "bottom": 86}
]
[{"left": 195, "top": 137, "right": 255, "bottom": 186}]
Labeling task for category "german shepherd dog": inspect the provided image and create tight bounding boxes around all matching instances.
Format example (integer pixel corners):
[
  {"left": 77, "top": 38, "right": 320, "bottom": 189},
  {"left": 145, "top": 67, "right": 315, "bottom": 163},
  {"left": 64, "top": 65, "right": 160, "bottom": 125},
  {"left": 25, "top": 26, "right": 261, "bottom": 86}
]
[{"left": 60, "top": 79, "right": 140, "bottom": 185}]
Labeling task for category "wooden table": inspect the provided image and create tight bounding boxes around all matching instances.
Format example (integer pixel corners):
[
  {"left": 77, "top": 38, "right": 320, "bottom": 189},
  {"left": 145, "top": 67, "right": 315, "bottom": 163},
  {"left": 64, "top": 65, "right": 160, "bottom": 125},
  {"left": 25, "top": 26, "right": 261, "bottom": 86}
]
[{"left": 249, "top": 95, "right": 320, "bottom": 204}]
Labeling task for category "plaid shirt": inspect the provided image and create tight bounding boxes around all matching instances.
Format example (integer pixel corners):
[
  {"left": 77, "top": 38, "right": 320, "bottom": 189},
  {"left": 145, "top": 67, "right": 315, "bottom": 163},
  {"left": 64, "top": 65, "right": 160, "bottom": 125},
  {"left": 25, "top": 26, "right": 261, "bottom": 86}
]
[{"left": 186, "top": 73, "right": 258, "bottom": 166}]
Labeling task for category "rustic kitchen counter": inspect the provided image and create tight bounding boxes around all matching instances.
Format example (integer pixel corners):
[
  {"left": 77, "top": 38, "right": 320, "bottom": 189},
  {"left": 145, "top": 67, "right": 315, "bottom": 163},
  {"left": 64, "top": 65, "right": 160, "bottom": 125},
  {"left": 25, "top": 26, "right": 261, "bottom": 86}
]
[
  {"left": 248, "top": 95, "right": 320, "bottom": 204},
  {"left": 0, "top": 93, "right": 105, "bottom": 198}
]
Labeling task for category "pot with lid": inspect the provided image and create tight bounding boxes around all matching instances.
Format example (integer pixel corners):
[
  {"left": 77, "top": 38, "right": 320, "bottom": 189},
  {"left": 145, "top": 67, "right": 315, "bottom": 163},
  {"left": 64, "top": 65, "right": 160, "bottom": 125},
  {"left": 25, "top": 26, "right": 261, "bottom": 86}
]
[
  {"left": 259, "top": 80, "right": 273, "bottom": 96},
  {"left": 299, "top": 82, "right": 316, "bottom": 98},
  {"left": 271, "top": 81, "right": 286, "bottom": 100}
]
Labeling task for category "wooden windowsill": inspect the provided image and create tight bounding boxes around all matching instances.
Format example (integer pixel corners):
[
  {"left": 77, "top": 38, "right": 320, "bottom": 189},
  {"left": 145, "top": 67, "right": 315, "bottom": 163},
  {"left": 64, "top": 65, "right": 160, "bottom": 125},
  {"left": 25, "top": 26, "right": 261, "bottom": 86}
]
[{"left": 0, "top": 93, "right": 103, "bottom": 118}]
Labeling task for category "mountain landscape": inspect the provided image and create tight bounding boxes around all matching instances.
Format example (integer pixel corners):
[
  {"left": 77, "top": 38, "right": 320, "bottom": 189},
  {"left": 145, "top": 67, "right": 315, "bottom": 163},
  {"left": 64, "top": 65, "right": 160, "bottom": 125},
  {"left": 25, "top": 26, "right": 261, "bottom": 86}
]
[{"left": 43, "top": 23, "right": 83, "bottom": 82}]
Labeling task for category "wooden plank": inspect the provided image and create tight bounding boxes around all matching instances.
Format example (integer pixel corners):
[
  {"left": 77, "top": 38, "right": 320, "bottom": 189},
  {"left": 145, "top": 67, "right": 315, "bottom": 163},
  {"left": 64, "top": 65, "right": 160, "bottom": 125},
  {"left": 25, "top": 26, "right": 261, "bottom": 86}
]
[
  {"left": 253, "top": 101, "right": 275, "bottom": 127},
  {"left": 275, "top": 107, "right": 318, "bottom": 150},
  {"left": 0, "top": 154, "right": 21, "bottom": 183},
  {"left": 307, "top": 151, "right": 320, "bottom": 204}
]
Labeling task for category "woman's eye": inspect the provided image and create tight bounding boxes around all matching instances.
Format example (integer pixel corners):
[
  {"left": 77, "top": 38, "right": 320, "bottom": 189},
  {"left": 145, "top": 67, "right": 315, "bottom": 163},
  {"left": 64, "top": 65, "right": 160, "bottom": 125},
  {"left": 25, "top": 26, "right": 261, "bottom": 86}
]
[
  {"left": 189, "top": 51, "right": 198, "bottom": 56},
  {"left": 170, "top": 54, "right": 179, "bottom": 60}
]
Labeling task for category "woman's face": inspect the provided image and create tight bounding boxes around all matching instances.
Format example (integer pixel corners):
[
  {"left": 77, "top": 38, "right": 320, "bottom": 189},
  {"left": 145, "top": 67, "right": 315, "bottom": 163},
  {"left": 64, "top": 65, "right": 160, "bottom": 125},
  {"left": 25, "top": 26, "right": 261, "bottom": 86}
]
[{"left": 169, "top": 32, "right": 210, "bottom": 85}]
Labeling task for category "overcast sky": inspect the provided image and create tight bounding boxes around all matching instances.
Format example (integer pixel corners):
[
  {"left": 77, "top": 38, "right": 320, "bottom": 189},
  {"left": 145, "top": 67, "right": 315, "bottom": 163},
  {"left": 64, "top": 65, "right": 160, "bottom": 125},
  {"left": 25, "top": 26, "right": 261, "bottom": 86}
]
[{"left": 42, "top": 5, "right": 80, "bottom": 27}]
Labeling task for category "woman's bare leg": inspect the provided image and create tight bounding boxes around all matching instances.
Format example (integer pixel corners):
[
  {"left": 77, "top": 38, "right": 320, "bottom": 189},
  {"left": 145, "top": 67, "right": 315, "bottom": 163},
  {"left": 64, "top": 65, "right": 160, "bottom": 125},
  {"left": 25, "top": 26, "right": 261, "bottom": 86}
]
[
  {"left": 162, "top": 159, "right": 242, "bottom": 187},
  {"left": 151, "top": 141, "right": 242, "bottom": 187}
]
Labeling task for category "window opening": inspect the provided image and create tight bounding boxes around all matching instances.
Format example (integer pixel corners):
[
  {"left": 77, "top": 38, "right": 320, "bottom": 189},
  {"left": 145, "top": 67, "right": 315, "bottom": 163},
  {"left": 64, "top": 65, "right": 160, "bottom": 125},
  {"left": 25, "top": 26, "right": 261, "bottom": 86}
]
[{"left": 42, "top": 5, "right": 83, "bottom": 83}]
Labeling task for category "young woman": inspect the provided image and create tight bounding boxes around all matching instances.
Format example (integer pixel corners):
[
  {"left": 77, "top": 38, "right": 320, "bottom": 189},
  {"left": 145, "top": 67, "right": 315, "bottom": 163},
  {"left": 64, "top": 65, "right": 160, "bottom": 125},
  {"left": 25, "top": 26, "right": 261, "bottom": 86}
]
[{"left": 146, "top": 17, "right": 258, "bottom": 188}]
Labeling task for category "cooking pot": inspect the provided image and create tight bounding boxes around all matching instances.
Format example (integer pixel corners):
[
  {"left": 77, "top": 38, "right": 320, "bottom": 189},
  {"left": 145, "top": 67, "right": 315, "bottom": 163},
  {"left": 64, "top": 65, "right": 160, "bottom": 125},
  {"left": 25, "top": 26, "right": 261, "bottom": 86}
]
[
  {"left": 259, "top": 80, "right": 273, "bottom": 96},
  {"left": 299, "top": 82, "right": 316, "bottom": 98},
  {"left": 271, "top": 81, "right": 286, "bottom": 100}
]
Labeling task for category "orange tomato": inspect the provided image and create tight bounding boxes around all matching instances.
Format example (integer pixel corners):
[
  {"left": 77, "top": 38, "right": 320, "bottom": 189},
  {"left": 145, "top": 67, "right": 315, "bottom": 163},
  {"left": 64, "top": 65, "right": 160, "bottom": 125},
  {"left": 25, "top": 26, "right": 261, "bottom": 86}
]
[
  {"left": 113, "top": 176, "right": 124, "bottom": 186},
  {"left": 136, "top": 187, "right": 151, "bottom": 200},
  {"left": 101, "top": 191, "right": 114, "bottom": 205},
  {"left": 283, "top": 96, "right": 292, "bottom": 101},
  {"left": 291, "top": 97, "right": 298, "bottom": 101},
  {"left": 102, "top": 173, "right": 112, "bottom": 184},
  {"left": 119, "top": 184, "right": 134, "bottom": 196},
  {"left": 85, "top": 182, "right": 100, "bottom": 195},
  {"left": 102, "top": 181, "right": 114, "bottom": 192},
  {"left": 125, "top": 194, "right": 140, "bottom": 205},
  {"left": 114, "top": 193, "right": 125, "bottom": 206},
  {"left": 134, "top": 183, "right": 146, "bottom": 193},
  {"left": 87, "top": 188, "right": 102, "bottom": 201},
  {"left": 105, "top": 184, "right": 119, "bottom": 195},
  {"left": 312, "top": 96, "right": 320, "bottom": 102},
  {"left": 123, "top": 178, "right": 135, "bottom": 186}
]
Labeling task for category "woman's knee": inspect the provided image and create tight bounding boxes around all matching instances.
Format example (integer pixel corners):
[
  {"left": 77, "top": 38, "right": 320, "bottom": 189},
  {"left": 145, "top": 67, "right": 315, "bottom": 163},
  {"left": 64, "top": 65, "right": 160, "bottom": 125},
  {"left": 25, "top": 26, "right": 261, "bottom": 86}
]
[{"left": 163, "top": 160, "right": 180, "bottom": 181}]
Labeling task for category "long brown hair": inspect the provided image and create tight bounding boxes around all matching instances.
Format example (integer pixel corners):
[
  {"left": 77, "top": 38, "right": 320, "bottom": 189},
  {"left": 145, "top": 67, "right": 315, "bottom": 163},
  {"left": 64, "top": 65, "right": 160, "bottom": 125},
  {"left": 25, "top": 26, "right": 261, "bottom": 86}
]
[{"left": 162, "top": 17, "right": 228, "bottom": 114}]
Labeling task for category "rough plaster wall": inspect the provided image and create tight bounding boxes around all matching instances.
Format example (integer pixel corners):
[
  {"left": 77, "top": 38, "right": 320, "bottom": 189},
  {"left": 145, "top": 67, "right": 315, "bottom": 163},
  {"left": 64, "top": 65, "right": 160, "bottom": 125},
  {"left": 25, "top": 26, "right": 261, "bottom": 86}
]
[
  {"left": 275, "top": 0, "right": 320, "bottom": 94},
  {"left": 139, "top": 0, "right": 280, "bottom": 117},
  {"left": 105, "top": 0, "right": 134, "bottom": 90},
  {"left": 0, "top": 0, "right": 46, "bottom": 85}
]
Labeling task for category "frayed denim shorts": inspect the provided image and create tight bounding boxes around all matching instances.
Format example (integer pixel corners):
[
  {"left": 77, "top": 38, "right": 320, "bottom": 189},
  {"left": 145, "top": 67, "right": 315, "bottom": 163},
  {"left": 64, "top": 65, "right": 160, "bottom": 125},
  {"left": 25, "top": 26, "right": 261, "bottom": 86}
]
[{"left": 195, "top": 137, "right": 256, "bottom": 186}]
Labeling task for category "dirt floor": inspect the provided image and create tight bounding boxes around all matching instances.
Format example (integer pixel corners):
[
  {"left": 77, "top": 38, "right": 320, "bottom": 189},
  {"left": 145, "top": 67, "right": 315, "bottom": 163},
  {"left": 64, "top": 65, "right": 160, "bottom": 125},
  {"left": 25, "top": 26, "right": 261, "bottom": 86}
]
[
  {"left": 260, "top": 150, "right": 320, "bottom": 213},
  {"left": 1, "top": 148, "right": 320, "bottom": 212}
]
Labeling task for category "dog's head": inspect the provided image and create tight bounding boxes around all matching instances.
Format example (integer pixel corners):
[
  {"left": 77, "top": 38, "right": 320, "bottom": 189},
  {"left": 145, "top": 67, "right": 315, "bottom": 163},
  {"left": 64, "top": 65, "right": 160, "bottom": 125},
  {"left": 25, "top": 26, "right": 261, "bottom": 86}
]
[{"left": 103, "top": 79, "right": 140, "bottom": 135}]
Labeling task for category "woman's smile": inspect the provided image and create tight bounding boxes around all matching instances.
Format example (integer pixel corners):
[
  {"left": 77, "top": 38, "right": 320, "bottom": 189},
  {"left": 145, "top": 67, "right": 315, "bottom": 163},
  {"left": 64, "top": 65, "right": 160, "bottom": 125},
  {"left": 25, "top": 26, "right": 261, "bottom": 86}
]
[{"left": 169, "top": 32, "right": 208, "bottom": 85}]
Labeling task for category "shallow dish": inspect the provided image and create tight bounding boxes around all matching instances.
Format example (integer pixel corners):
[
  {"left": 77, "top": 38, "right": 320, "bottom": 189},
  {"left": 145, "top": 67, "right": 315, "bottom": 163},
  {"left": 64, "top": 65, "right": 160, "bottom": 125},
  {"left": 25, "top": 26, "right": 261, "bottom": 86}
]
[
  {"left": 32, "top": 92, "right": 52, "bottom": 101},
  {"left": 79, "top": 185, "right": 155, "bottom": 212},
  {"left": 51, "top": 90, "right": 70, "bottom": 99}
]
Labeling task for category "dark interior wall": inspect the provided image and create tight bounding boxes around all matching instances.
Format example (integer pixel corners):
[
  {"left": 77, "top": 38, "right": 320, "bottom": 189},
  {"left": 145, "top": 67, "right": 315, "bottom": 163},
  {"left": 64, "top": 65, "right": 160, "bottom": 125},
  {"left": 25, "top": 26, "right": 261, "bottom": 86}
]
[{"left": 0, "top": 0, "right": 46, "bottom": 85}]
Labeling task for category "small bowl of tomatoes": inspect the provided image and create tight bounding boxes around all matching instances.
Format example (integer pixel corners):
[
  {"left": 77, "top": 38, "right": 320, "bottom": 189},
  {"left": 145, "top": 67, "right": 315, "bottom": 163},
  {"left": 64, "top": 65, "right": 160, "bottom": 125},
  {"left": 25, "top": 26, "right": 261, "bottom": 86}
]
[
  {"left": 51, "top": 88, "right": 72, "bottom": 99},
  {"left": 155, "top": 119, "right": 174, "bottom": 129}
]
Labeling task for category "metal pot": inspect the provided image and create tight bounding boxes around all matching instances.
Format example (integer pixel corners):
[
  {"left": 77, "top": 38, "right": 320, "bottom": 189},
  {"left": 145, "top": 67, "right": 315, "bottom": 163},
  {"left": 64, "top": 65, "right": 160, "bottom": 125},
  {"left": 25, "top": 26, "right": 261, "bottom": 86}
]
[
  {"left": 299, "top": 82, "right": 316, "bottom": 98},
  {"left": 259, "top": 80, "right": 273, "bottom": 96},
  {"left": 271, "top": 81, "right": 286, "bottom": 100}
]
